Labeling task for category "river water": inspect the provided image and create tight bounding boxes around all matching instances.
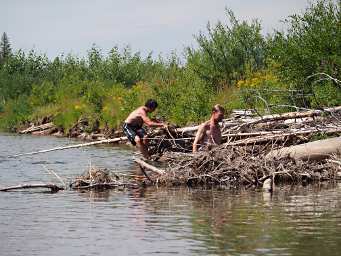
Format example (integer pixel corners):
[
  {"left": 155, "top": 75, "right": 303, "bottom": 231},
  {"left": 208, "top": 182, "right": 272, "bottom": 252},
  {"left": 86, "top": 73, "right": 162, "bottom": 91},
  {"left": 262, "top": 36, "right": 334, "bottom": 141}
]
[{"left": 1, "top": 133, "right": 341, "bottom": 256}]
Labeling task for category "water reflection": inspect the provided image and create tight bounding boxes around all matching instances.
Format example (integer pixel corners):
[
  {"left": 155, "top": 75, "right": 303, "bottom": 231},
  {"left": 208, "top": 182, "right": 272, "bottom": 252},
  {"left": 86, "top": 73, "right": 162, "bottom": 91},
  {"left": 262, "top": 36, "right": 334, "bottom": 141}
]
[
  {"left": 2, "top": 133, "right": 341, "bottom": 256},
  {"left": 72, "top": 184, "right": 341, "bottom": 255}
]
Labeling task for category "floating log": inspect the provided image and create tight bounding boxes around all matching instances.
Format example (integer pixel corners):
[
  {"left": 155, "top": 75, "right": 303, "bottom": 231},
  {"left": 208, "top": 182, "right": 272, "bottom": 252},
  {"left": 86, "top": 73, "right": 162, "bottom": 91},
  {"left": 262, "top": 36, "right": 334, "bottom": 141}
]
[
  {"left": 266, "top": 137, "right": 341, "bottom": 161},
  {"left": 8, "top": 136, "right": 128, "bottom": 158},
  {"left": 0, "top": 183, "right": 64, "bottom": 192}
]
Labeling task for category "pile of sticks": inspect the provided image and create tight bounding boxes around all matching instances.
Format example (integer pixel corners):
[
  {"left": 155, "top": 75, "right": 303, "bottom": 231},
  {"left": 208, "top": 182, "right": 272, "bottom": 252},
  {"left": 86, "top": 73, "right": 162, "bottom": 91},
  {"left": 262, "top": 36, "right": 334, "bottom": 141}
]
[
  {"left": 70, "top": 166, "right": 137, "bottom": 190},
  {"left": 136, "top": 106, "right": 341, "bottom": 188},
  {"left": 152, "top": 146, "right": 341, "bottom": 188},
  {"left": 145, "top": 106, "right": 341, "bottom": 155}
]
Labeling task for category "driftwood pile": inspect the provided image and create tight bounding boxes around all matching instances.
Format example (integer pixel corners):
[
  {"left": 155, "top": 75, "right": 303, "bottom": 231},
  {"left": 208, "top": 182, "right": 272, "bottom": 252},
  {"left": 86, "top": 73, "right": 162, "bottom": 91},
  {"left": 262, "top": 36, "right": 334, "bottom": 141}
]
[
  {"left": 70, "top": 166, "right": 137, "bottom": 190},
  {"left": 148, "top": 146, "right": 341, "bottom": 189},
  {"left": 0, "top": 166, "right": 140, "bottom": 193},
  {"left": 136, "top": 106, "right": 341, "bottom": 189},
  {"left": 7, "top": 106, "right": 341, "bottom": 191}
]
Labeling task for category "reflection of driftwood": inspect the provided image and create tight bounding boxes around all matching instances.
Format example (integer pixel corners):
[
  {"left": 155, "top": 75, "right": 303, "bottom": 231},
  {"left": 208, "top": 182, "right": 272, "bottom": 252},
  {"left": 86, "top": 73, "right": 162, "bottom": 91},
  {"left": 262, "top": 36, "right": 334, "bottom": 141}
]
[
  {"left": 135, "top": 158, "right": 165, "bottom": 175},
  {"left": 19, "top": 122, "right": 55, "bottom": 134},
  {"left": 266, "top": 137, "right": 341, "bottom": 161},
  {"left": 72, "top": 182, "right": 131, "bottom": 190},
  {"left": 9, "top": 136, "right": 128, "bottom": 158},
  {"left": 0, "top": 183, "right": 64, "bottom": 192}
]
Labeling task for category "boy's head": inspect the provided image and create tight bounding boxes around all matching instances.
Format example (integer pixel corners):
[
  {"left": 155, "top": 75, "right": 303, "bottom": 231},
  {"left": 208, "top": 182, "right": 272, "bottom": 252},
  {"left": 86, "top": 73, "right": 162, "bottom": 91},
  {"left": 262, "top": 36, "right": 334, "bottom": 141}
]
[
  {"left": 211, "top": 104, "right": 225, "bottom": 122},
  {"left": 145, "top": 99, "right": 158, "bottom": 112}
]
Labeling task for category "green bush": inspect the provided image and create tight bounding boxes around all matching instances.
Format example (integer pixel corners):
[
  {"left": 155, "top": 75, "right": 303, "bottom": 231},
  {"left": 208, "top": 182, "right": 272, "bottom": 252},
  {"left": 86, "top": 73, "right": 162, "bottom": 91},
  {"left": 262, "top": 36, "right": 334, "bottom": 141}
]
[
  {"left": 187, "top": 9, "right": 266, "bottom": 90},
  {"left": 0, "top": 96, "right": 32, "bottom": 131},
  {"left": 270, "top": 0, "right": 341, "bottom": 107}
]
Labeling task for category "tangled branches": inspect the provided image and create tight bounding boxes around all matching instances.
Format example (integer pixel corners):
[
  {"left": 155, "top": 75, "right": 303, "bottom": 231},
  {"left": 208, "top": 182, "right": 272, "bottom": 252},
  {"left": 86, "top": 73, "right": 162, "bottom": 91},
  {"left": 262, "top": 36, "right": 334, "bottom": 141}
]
[
  {"left": 70, "top": 166, "right": 136, "bottom": 190},
  {"left": 155, "top": 145, "right": 340, "bottom": 188}
]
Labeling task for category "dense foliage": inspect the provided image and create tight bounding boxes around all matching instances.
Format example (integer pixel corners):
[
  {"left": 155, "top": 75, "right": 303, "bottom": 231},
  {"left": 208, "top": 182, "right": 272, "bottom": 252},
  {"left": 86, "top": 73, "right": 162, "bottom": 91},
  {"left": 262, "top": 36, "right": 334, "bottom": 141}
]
[{"left": 0, "top": 0, "right": 340, "bottom": 132}]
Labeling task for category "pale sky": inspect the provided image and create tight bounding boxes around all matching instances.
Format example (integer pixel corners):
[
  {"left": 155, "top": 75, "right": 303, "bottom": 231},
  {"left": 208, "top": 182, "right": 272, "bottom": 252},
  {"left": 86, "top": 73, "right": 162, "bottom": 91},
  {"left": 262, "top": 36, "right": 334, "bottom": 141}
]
[{"left": 1, "top": 0, "right": 311, "bottom": 59}]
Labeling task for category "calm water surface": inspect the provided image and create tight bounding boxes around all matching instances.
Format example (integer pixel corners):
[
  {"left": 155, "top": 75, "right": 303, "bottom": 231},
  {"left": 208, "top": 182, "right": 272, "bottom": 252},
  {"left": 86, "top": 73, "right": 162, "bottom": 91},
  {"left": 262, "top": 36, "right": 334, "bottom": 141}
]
[{"left": 1, "top": 133, "right": 341, "bottom": 256}]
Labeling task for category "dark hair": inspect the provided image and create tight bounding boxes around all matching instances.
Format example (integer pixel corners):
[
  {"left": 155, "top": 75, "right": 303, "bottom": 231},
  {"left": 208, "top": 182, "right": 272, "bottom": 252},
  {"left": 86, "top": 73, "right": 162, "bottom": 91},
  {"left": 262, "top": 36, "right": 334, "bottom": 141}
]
[
  {"left": 212, "top": 104, "right": 225, "bottom": 113},
  {"left": 145, "top": 99, "right": 158, "bottom": 110}
]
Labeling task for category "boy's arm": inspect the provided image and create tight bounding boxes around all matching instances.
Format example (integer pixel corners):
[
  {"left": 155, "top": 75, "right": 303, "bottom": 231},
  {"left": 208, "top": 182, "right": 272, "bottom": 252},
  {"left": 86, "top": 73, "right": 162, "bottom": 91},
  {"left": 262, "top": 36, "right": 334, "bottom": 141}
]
[
  {"left": 193, "top": 125, "right": 205, "bottom": 153},
  {"left": 141, "top": 113, "right": 164, "bottom": 127}
]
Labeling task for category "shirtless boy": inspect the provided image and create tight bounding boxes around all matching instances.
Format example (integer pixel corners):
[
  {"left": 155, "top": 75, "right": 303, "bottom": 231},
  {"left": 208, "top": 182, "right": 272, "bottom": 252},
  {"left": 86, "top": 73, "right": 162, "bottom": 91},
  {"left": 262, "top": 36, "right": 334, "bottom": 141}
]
[
  {"left": 192, "top": 104, "right": 225, "bottom": 153},
  {"left": 123, "top": 99, "right": 165, "bottom": 159}
]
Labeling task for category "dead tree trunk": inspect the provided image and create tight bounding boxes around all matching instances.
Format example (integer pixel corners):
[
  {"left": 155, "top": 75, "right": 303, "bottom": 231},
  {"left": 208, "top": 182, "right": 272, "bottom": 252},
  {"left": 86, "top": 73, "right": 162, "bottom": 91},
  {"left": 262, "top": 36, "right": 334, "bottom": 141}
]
[{"left": 266, "top": 137, "right": 341, "bottom": 161}]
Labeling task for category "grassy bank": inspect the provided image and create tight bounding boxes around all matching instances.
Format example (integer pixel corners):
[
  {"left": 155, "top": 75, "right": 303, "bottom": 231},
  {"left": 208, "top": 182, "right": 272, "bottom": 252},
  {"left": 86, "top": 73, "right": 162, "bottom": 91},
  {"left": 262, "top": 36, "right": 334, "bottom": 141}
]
[{"left": 0, "top": 0, "right": 340, "bottom": 134}]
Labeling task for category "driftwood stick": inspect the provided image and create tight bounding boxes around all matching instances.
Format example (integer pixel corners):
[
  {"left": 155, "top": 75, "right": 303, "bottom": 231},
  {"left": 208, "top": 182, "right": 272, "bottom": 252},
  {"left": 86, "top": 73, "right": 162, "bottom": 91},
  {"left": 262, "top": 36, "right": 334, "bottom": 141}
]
[
  {"left": 135, "top": 158, "right": 166, "bottom": 175},
  {"left": 42, "top": 165, "right": 66, "bottom": 188},
  {"left": 139, "top": 166, "right": 154, "bottom": 182},
  {"left": 0, "top": 183, "right": 64, "bottom": 192},
  {"left": 224, "top": 127, "right": 341, "bottom": 147},
  {"left": 239, "top": 106, "right": 341, "bottom": 129},
  {"left": 8, "top": 136, "right": 128, "bottom": 158}
]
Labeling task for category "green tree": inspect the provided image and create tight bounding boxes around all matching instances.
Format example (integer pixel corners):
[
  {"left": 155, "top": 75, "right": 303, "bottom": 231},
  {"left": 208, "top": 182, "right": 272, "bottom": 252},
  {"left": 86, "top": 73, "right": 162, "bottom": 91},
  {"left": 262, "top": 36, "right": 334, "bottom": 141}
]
[
  {"left": 187, "top": 9, "right": 266, "bottom": 90},
  {"left": 0, "top": 32, "right": 12, "bottom": 65},
  {"left": 270, "top": 0, "right": 341, "bottom": 106}
]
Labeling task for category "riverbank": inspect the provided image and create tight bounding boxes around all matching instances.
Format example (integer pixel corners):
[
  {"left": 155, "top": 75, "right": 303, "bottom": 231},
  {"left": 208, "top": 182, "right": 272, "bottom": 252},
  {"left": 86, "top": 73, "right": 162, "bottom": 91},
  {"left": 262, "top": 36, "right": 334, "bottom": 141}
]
[{"left": 5, "top": 106, "right": 340, "bottom": 191}]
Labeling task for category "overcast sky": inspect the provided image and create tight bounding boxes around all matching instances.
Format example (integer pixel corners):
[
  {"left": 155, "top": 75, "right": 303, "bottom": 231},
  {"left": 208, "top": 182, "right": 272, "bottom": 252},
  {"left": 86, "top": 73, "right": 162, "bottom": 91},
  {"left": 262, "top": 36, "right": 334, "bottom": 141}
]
[{"left": 1, "top": 0, "right": 311, "bottom": 59}]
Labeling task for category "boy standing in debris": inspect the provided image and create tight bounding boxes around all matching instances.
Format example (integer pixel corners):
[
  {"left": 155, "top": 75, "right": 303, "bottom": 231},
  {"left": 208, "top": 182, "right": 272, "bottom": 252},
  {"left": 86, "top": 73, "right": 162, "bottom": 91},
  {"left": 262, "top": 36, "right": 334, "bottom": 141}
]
[
  {"left": 192, "top": 104, "right": 225, "bottom": 153},
  {"left": 123, "top": 99, "right": 166, "bottom": 159}
]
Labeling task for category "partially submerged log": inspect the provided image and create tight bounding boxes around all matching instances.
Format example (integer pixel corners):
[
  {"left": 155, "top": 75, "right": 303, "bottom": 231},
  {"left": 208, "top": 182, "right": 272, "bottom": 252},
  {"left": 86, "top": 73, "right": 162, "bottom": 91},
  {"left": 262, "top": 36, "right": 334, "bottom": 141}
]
[
  {"left": 266, "top": 137, "right": 341, "bottom": 161},
  {"left": 135, "top": 158, "right": 166, "bottom": 175},
  {"left": 0, "top": 183, "right": 64, "bottom": 192},
  {"left": 8, "top": 136, "right": 128, "bottom": 158}
]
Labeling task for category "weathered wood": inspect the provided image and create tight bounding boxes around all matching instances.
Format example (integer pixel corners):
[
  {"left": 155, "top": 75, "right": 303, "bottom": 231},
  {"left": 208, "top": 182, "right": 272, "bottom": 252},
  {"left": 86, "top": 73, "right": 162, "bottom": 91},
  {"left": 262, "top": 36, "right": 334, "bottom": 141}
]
[
  {"left": 0, "top": 183, "right": 64, "bottom": 192},
  {"left": 239, "top": 106, "right": 341, "bottom": 129},
  {"left": 266, "top": 137, "right": 341, "bottom": 161},
  {"left": 8, "top": 136, "right": 128, "bottom": 158},
  {"left": 135, "top": 158, "right": 166, "bottom": 175},
  {"left": 224, "top": 127, "right": 341, "bottom": 147},
  {"left": 19, "top": 122, "right": 55, "bottom": 134},
  {"left": 31, "top": 127, "right": 58, "bottom": 136}
]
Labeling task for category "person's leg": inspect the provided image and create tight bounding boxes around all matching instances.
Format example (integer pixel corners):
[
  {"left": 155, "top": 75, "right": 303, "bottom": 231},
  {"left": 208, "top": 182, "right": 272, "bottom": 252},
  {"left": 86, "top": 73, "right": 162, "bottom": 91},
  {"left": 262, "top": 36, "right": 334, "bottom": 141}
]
[{"left": 135, "top": 136, "right": 149, "bottom": 159}]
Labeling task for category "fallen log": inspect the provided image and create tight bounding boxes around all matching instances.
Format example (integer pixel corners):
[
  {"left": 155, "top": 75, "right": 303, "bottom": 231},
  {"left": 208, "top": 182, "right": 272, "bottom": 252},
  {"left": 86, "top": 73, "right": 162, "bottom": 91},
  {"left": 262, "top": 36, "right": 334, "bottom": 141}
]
[
  {"left": 0, "top": 183, "right": 64, "bottom": 192},
  {"left": 31, "top": 127, "right": 58, "bottom": 136},
  {"left": 19, "top": 122, "right": 55, "bottom": 134},
  {"left": 223, "top": 126, "right": 341, "bottom": 147},
  {"left": 135, "top": 158, "right": 166, "bottom": 175},
  {"left": 238, "top": 106, "right": 341, "bottom": 129},
  {"left": 266, "top": 137, "right": 341, "bottom": 161},
  {"left": 8, "top": 136, "right": 128, "bottom": 158}
]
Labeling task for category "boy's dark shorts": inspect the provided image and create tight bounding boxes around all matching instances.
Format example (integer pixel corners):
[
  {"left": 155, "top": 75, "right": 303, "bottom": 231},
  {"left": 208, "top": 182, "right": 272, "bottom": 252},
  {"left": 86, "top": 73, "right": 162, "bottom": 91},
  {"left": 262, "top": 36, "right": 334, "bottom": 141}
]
[{"left": 123, "top": 123, "right": 145, "bottom": 146}]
